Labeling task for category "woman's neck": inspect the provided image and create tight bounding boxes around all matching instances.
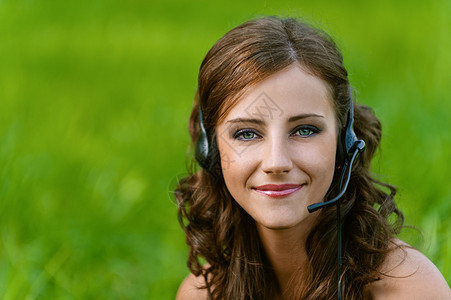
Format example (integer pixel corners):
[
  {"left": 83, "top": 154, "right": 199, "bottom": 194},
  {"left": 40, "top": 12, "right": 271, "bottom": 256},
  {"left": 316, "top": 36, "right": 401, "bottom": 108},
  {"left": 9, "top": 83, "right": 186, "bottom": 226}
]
[{"left": 256, "top": 217, "right": 317, "bottom": 298}]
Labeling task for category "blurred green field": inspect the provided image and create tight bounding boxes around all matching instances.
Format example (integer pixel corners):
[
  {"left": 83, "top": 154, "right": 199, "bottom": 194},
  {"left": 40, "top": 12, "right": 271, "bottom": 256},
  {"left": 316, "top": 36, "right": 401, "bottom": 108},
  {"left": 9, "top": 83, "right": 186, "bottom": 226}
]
[{"left": 0, "top": 0, "right": 450, "bottom": 298}]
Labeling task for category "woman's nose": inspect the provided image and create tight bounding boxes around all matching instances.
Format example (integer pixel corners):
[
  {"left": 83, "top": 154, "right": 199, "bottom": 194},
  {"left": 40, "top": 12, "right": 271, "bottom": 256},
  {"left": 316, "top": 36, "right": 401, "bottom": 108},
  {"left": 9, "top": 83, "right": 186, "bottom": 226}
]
[{"left": 261, "top": 137, "right": 293, "bottom": 174}]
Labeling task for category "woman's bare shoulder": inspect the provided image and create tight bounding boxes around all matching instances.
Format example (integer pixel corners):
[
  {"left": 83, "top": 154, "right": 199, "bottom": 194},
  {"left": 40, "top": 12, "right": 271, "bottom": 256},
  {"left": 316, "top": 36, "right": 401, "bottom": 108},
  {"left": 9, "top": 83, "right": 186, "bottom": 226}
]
[
  {"left": 365, "top": 239, "right": 451, "bottom": 299},
  {"left": 176, "top": 273, "right": 208, "bottom": 300}
]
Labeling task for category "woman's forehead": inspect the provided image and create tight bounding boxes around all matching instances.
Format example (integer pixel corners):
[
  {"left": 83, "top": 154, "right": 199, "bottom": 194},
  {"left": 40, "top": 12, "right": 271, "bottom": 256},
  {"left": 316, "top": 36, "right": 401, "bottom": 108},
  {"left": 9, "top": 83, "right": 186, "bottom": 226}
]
[{"left": 218, "top": 64, "right": 336, "bottom": 124}]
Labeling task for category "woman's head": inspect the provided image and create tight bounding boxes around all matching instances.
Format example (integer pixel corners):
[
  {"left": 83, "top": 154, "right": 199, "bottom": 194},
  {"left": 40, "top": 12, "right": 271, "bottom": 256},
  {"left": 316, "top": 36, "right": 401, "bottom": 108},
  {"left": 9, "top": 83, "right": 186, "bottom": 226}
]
[{"left": 192, "top": 16, "right": 357, "bottom": 209}]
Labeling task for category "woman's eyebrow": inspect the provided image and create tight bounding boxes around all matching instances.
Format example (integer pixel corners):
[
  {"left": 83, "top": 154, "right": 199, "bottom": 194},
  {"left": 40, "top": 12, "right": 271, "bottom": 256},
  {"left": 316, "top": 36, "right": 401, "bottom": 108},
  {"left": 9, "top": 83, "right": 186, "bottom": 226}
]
[
  {"left": 226, "top": 118, "right": 265, "bottom": 125},
  {"left": 226, "top": 114, "right": 324, "bottom": 125},
  {"left": 288, "top": 113, "right": 325, "bottom": 122}
]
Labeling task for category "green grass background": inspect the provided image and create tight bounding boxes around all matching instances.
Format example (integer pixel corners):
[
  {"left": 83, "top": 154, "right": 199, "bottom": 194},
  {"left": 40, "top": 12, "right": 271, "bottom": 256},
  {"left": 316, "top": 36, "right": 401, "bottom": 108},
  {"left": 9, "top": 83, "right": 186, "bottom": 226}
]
[{"left": 0, "top": 0, "right": 450, "bottom": 298}]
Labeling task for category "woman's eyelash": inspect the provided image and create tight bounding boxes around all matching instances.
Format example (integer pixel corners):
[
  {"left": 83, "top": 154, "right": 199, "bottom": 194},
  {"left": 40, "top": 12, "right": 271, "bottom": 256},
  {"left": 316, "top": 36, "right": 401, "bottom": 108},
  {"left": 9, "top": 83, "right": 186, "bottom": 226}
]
[
  {"left": 233, "top": 129, "right": 261, "bottom": 140},
  {"left": 291, "top": 125, "right": 321, "bottom": 137}
]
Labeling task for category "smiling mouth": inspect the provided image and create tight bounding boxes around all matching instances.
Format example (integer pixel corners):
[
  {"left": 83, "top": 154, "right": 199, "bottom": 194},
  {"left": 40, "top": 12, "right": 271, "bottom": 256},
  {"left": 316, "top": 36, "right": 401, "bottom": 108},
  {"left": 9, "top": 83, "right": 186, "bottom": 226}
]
[{"left": 252, "top": 184, "right": 303, "bottom": 198}]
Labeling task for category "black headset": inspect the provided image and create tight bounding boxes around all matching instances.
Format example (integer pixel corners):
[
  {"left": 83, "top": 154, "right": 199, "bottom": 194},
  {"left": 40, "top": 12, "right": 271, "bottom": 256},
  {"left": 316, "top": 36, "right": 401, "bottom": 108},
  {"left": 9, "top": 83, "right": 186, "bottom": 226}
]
[
  {"left": 195, "top": 90, "right": 365, "bottom": 300},
  {"left": 307, "top": 93, "right": 366, "bottom": 213}
]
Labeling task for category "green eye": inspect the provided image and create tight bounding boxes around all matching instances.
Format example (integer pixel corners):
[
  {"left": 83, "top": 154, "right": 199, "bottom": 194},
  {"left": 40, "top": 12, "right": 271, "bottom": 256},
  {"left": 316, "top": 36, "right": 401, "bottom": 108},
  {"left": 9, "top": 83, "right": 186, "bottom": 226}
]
[
  {"left": 233, "top": 129, "right": 259, "bottom": 140},
  {"left": 293, "top": 125, "right": 320, "bottom": 137},
  {"left": 242, "top": 132, "right": 255, "bottom": 139},
  {"left": 298, "top": 128, "right": 314, "bottom": 136}
]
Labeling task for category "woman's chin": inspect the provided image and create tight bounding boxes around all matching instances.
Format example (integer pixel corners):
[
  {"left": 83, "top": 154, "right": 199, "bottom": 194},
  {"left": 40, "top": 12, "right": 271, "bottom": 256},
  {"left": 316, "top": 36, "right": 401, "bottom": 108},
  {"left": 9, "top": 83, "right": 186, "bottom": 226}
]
[
  {"left": 258, "top": 222, "right": 297, "bottom": 231},
  {"left": 254, "top": 211, "right": 316, "bottom": 231}
]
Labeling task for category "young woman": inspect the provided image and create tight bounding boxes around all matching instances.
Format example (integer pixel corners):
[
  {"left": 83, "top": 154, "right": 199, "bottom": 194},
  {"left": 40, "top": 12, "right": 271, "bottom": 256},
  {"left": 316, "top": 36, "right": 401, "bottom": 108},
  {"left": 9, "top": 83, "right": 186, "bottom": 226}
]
[{"left": 175, "top": 16, "right": 450, "bottom": 300}]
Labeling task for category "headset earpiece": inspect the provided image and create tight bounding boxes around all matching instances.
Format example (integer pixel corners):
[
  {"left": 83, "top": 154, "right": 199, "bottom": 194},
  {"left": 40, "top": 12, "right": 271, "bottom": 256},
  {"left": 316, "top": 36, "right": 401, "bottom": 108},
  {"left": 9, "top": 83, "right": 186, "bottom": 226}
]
[
  {"left": 337, "top": 92, "right": 365, "bottom": 167},
  {"left": 195, "top": 107, "right": 219, "bottom": 172},
  {"left": 195, "top": 107, "right": 210, "bottom": 170}
]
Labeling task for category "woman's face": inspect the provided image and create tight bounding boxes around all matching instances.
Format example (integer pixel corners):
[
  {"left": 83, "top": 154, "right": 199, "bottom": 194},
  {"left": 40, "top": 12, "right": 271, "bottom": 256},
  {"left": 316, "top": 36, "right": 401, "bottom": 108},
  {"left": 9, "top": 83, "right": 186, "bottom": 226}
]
[{"left": 216, "top": 64, "right": 338, "bottom": 231}]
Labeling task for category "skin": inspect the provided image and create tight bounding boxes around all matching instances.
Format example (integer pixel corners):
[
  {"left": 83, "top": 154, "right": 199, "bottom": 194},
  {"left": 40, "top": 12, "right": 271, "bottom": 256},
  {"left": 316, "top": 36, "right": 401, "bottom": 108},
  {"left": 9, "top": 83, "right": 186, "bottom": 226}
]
[{"left": 176, "top": 64, "right": 451, "bottom": 300}]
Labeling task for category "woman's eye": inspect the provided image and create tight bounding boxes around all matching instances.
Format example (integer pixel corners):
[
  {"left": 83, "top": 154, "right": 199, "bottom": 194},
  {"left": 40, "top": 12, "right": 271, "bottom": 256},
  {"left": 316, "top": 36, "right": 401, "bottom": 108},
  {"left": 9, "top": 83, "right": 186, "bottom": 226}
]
[
  {"left": 233, "top": 130, "right": 259, "bottom": 140},
  {"left": 294, "top": 126, "right": 319, "bottom": 137},
  {"left": 298, "top": 129, "right": 314, "bottom": 136}
]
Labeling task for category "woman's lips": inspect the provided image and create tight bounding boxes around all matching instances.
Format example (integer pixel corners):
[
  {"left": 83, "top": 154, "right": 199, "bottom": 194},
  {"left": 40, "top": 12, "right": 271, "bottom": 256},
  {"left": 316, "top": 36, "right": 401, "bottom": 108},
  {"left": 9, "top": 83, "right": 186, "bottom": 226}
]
[{"left": 253, "top": 184, "right": 303, "bottom": 198}]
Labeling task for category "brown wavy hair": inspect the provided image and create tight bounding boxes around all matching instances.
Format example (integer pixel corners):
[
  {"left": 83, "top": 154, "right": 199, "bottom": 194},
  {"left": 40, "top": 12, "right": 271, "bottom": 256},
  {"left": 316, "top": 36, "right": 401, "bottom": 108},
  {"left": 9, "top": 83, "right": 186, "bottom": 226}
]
[{"left": 176, "top": 16, "right": 404, "bottom": 300}]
